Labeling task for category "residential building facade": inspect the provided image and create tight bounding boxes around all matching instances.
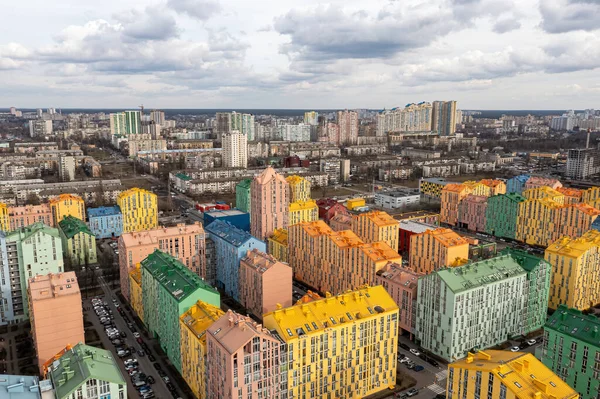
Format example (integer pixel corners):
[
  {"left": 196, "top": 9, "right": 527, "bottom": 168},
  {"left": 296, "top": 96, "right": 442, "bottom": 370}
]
[
  {"left": 351, "top": 211, "right": 400, "bottom": 251},
  {"left": 235, "top": 179, "right": 252, "bottom": 214},
  {"left": 87, "top": 206, "right": 123, "bottom": 239},
  {"left": 58, "top": 216, "right": 97, "bottom": 267},
  {"left": 250, "top": 167, "right": 290, "bottom": 241},
  {"left": 8, "top": 204, "right": 54, "bottom": 230},
  {"left": 267, "top": 228, "right": 288, "bottom": 263},
  {"left": 117, "top": 188, "right": 158, "bottom": 233},
  {"left": 409, "top": 228, "right": 469, "bottom": 274},
  {"left": 49, "top": 194, "right": 86, "bottom": 225}
]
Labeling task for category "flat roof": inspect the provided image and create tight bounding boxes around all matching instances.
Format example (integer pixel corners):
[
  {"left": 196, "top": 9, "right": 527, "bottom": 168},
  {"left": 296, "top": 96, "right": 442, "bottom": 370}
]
[
  {"left": 29, "top": 272, "right": 80, "bottom": 301},
  {"left": 546, "top": 305, "right": 600, "bottom": 348},
  {"left": 0, "top": 374, "right": 42, "bottom": 399},
  {"left": 205, "top": 219, "right": 258, "bottom": 247}
]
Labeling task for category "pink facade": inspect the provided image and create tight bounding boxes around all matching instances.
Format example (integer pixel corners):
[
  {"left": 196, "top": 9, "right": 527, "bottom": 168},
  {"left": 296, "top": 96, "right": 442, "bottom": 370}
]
[
  {"left": 458, "top": 195, "right": 488, "bottom": 233},
  {"left": 375, "top": 263, "right": 422, "bottom": 338},
  {"left": 329, "top": 212, "right": 352, "bottom": 231},
  {"left": 250, "top": 167, "right": 289, "bottom": 241},
  {"left": 9, "top": 204, "right": 54, "bottom": 230},
  {"left": 28, "top": 272, "right": 84, "bottom": 374},
  {"left": 206, "top": 310, "right": 283, "bottom": 399},
  {"left": 238, "top": 249, "right": 293, "bottom": 319},
  {"left": 524, "top": 176, "right": 563, "bottom": 190},
  {"left": 336, "top": 110, "right": 359, "bottom": 145},
  {"left": 118, "top": 223, "right": 206, "bottom": 299}
]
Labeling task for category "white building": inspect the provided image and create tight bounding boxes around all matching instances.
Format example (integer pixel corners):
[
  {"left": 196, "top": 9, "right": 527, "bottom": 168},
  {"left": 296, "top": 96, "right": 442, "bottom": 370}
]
[
  {"left": 566, "top": 147, "right": 600, "bottom": 179},
  {"left": 277, "top": 124, "right": 311, "bottom": 142},
  {"left": 222, "top": 131, "right": 248, "bottom": 168},
  {"left": 58, "top": 156, "right": 76, "bottom": 182},
  {"left": 29, "top": 120, "right": 53, "bottom": 137},
  {"left": 375, "top": 190, "right": 420, "bottom": 209}
]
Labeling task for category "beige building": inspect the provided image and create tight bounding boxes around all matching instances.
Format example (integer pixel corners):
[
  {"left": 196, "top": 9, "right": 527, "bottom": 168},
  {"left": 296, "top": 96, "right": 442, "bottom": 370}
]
[
  {"left": 222, "top": 131, "right": 248, "bottom": 168},
  {"left": 409, "top": 228, "right": 469, "bottom": 274},
  {"left": 351, "top": 210, "right": 400, "bottom": 251},
  {"left": 250, "top": 167, "right": 290, "bottom": 241}
]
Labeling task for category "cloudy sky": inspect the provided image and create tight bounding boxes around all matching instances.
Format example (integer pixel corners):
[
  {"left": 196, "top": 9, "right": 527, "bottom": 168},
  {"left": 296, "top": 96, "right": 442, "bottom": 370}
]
[{"left": 1, "top": 0, "right": 599, "bottom": 109}]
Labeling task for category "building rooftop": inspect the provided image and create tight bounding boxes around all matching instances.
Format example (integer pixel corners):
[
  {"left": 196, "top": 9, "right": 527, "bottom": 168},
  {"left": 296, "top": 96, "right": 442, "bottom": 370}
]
[
  {"left": 206, "top": 310, "right": 277, "bottom": 355},
  {"left": 393, "top": 210, "right": 439, "bottom": 222},
  {"left": 174, "top": 172, "right": 192, "bottom": 181},
  {"left": 0, "top": 374, "right": 43, "bottom": 399},
  {"left": 546, "top": 305, "right": 600, "bottom": 348},
  {"left": 254, "top": 166, "right": 288, "bottom": 186},
  {"left": 117, "top": 187, "right": 156, "bottom": 201},
  {"left": 420, "top": 228, "right": 468, "bottom": 248},
  {"left": 443, "top": 183, "right": 468, "bottom": 194},
  {"left": 376, "top": 263, "right": 422, "bottom": 290},
  {"left": 263, "top": 286, "right": 398, "bottom": 342},
  {"left": 285, "top": 175, "right": 309, "bottom": 185},
  {"left": 6, "top": 222, "right": 60, "bottom": 241},
  {"left": 241, "top": 249, "right": 285, "bottom": 274},
  {"left": 421, "top": 178, "right": 450, "bottom": 185},
  {"left": 508, "top": 174, "right": 530, "bottom": 183},
  {"left": 437, "top": 254, "right": 527, "bottom": 294},
  {"left": 268, "top": 228, "right": 288, "bottom": 245},
  {"left": 49, "top": 194, "right": 84, "bottom": 204},
  {"left": 46, "top": 343, "right": 125, "bottom": 399},
  {"left": 462, "top": 195, "right": 488, "bottom": 204},
  {"left": 205, "top": 219, "right": 258, "bottom": 247},
  {"left": 556, "top": 187, "right": 583, "bottom": 198},
  {"left": 129, "top": 265, "right": 142, "bottom": 285},
  {"left": 295, "top": 220, "right": 333, "bottom": 238},
  {"left": 58, "top": 216, "right": 93, "bottom": 239},
  {"left": 358, "top": 241, "right": 402, "bottom": 262},
  {"left": 527, "top": 176, "right": 562, "bottom": 186},
  {"left": 569, "top": 202, "right": 600, "bottom": 216},
  {"left": 28, "top": 272, "right": 80, "bottom": 301},
  {"left": 479, "top": 179, "right": 504, "bottom": 188},
  {"left": 502, "top": 192, "right": 526, "bottom": 202},
  {"left": 141, "top": 249, "right": 218, "bottom": 302},
  {"left": 204, "top": 209, "right": 248, "bottom": 218},
  {"left": 236, "top": 178, "right": 252, "bottom": 189},
  {"left": 376, "top": 190, "right": 420, "bottom": 198},
  {"left": 289, "top": 200, "right": 318, "bottom": 211},
  {"left": 120, "top": 223, "right": 204, "bottom": 247},
  {"left": 355, "top": 210, "right": 398, "bottom": 227},
  {"left": 399, "top": 220, "right": 437, "bottom": 234},
  {"left": 294, "top": 290, "right": 322, "bottom": 305},
  {"left": 500, "top": 249, "right": 547, "bottom": 273},
  {"left": 451, "top": 351, "right": 579, "bottom": 399},
  {"left": 180, "top": 300, "right": 225, "bottom": 343},
  {"left": 87, "top": 206, "right": 121, "bottom": 218},
  {"left": 545, "top": 230, "right": 600, "bottom": 257}
]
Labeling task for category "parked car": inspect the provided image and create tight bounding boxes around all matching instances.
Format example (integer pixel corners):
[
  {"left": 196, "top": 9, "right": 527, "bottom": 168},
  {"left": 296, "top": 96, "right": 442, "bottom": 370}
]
[
  {"left": 427, "top": 359, "right": 439, "bottom": 367},
  {"left": 153, "top": 363, "right": 161, "bottom": 370},
  {"left": 526, "top": 339, "right": 537, "bottom": 346},
  {"left": 399, "top": 343, "right": 410, "bottom": 350},
  {"left": 409, "top": 348, "right": 421, "bottom": 356},
  {"left": 146, "top": 376, "right": 155, "bottom": 384},
  {"left": 510, "top": 346, "right": 520, "bottom": 352},
  {"left": 413, "top": 365, "right": 425, "bottom": 372},
  {"left": 406, "top": 388, "right": 419, "bottom": 397},
  {"left": 148, "top": 354, "right": 156, "bottom": 362},
  {"left": 120, "top": 331, "right": 127, "bottom": 338}
]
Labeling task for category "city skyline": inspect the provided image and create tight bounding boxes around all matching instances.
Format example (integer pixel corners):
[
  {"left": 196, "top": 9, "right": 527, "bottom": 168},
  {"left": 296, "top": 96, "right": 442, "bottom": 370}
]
[{"left": 0, "top": 0, "right": 599, "bottom": 109}]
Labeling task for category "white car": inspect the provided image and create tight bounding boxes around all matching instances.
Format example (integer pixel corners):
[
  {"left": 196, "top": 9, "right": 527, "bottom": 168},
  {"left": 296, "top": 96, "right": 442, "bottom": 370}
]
[
  {"left": 133, "top": 332, "right": 141, "bottom": 338},
  {"left": 510, "top": 346, "right": 520, "bottom": 352},
  {"left": 409, "top": 348, "right": 421, "bottom": 356},
  {"left": 526, "top": 339, "right": 537, "bottom": 346}
]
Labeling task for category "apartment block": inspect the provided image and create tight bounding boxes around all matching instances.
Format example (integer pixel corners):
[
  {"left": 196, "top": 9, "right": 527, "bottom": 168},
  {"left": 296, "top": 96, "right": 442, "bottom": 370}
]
[
  {"left": 485, "top": 193, "right": 525, "bottom": 240},
  {"left": 582, "top": 186, "right": 600, "bottom": 209},
  {"left": 524, "top": 176, "right": 562, "bottom": 191},
  {"left": 235, "top": 178, "right": 252, "bottom": 214},
  {"left": 49, "top": 194, "right": 86, "bottom": 225},
  {"left": 288, "top": 221, "right": 401, "bottom": 294},
  {"left": 87, "top": 206, "right": 123, "bottom": 239},
  {"left": 557, "top": 187, "right": 584, "bottom": 204},
  {"left": 202, "top": 209, "right": 250, "bottom": 232},
  {"left": 141, "top": 250, "right": 220, "bottom": 372},
  {"left": 375, "top": 263, "right": 422, "bottom": 338},
  {"left": 416, "top": 255, "right": 528, "bottom": 361},
  {"left": 206, "top": 310, "right": 284, "bottom": 399},
  {"left": 523, "top": 186, "right": 565, "bottom": 205},
  {"left": 128, "top": 265, "right": 144, "bottom": 322},
  {"left": 251, "top": 167, "right": 290, "bottom": 241},
  {"left": 409, "top": 228, "right": 469, "bottom": 274},
  {"left": 8, "top": 204, "right": 53, "bottom": 230},
  {"left": 1, "top": 223, "right": 64, "bottom": 323},
  {"left": 398, "top": 220, "right": 436, "bottom": 255},
  {"left": 238, "top": 249, "right": 293, "bottom": 319},
  {"left": 0, "top": 203, "right": 8, "bottom": 232},
  {"left": 286, "top": 175, "right": 311, "bottom": 202},
  {"left": 458, "top": 195, "right": 488, "bottom": 233},
  {"left": 117, "top": 188, "right": 157, "bottom": 233},
  {"left": 329, "top": 213, "right": 352, "bottom": 232},
  {"left": 419, "top": 178, "right": 450, "bottom": 199},
  {"left": 316, "top": 198, "right": 350, "bottom": 223},
  {"left": 45, "top": 343, "right": 127, "bottom": 399},
  {"left": 0, "top": 374, "right": 47, "bottom": 398},
  {"left": 205, "top": 219, "right": 266, "bottom": 300},
  {"left": 58, "top": 216, "right": 97, "bottom": 267},
  {"left": 506, "top": 174, "right": 530, "bottom": 194},
  {"left": 267, "top": 228, "right": 288, "bottom": 263},
  {"left": 545, "top": 230, "right": 600, "bottom": 310},
  {"left": 288, "top": 200, "right": 318, "bottom": 226},
  {"left": 263, "top": 285, "right": 399, "bottom": 399},
  {"left": 516, "top": 198, "right": 563, "bottom": 247},
  {"left": 447, "top": 350, "right": 579, "bottom": 399},
  {"left": 440, "top": 183, "right": 472, "bottom": 226},
  {"left": 540, "top": 306, "right": 599, "bottom": 399},
  {"left": 222, "top": 131, "right": 248, "bottom": 168},
  {"left": 179, "top": 300, "right": 225, "bottom": 399},
  {"left": 560, "top": 203, "right": 600, "bottom": 239},
  {"left": 28, "top": 272, "right": 84, "bottom": 374},
  {"left": 479, "top": 179, "right": 507, "bottom": 196},
  {"left": 432, "top": 100, "right": 457, "bottom": 136},
  {"left": 351, "top": 211, "right": 400, "bottom": 251},
  {"left": 118, "top": 223, "right": 206, "bottom": 300}
]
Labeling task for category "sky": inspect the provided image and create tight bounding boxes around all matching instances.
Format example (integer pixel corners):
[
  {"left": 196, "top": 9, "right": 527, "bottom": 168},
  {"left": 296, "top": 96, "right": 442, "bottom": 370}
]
[{"left": 0, "top": 0, "right": 599, "bottom": 109}]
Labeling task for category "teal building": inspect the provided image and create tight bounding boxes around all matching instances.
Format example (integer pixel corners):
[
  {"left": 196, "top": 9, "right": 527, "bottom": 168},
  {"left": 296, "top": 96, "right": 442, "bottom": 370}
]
[
  {"left": 485, "top": 192, "right": 525, "bottom": 239},
  {"left": 235, "top": 178, "right": 252, "bottom": 214},
  {"left": 141, "top": 249, "right": 220, "bottom": 372}
]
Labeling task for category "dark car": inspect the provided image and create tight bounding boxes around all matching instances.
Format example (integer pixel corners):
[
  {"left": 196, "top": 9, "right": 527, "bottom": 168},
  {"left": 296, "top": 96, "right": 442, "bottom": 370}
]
[
  {"left": 166, "top": 382, "right": 176, "bottom": 391},
  {"left": 157, "top": 369, "right": 167, "bottom": 377},
  {"left": 146, "top": 376, "right": 155, "bottom": 384},
  {"left": 138, "top": 349, "right": 145, "bottom": 357},
  {"left": 148, "top": 354, "right": 156, "bottom": 362},
  {"left": 152, "top": 363, "right": 161, "bottom": 370},
  {"left": 395, "top": 393, "right": 407, "bottom": 399},
  {"left": 406, "top": 388, "right": 419, "bottom": 397},
  {"left": 435, "top": 394, "right": 447, "bottom": 399},
  {"left": 120, "top": 331, "right": 127, "bottom": 338},
  {"left": 399, "top": 343, "right": 410, "bottom": 350},
  {"left": 413, "top": 365, "right": 424, "bottom": 372},
  {"left": 427, "top": 358, "right": 439, "bottom": 367}
]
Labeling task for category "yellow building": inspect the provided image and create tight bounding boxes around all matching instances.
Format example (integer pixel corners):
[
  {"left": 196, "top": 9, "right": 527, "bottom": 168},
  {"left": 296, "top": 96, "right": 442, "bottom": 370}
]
[
  {"left": 289, "top": 200, "right": 318, "bottom": 226},
  {"left": 479, "top": 179, "right": 507, "bottom": 196},
  {"left": 409, "top": 228, "right": 469, "bottom": 274},
  {"left": 117, "top": 188, "right": 158, "bottom": 233},
  {"left": 49, "top": 194, "right": 86, "bottom": 225},
  {"left": 545, "top": 230, "right": 600, "bottom": 310},
  {"left": 559, "top": 203, "right": 600, "bottom": 239},
  {"left": 419, "top": 178, "right": 449, "bottom": 199},
  {"left": 582, "top": 186, "right": 600, "bottom": 209},
  {"left": 0, "top": 202, "right": 9, "bottom": 232},
  {"left": 516, "top": 198, "right": 562, "bottom": 247},
  {"left": 129, "top": 265, "right": 144, "bottom": 322},
  {"left": 351, "top": 210, "right": 400, "bottom": 251},
  {"left": 267, "top": 228, "right": 288, "bottom": 263},
  {"left": 447, "top": 351, "right": 579, "bottom": 399},
  {"left": 522, "top": 186, "right": 565, "bottom": 205},
  {"left": 180, "top": 300, "right": 224, "bottom": 399},
  {"left": 286, "top": 175, "right": 311, "bottom": 202},
  {"left": 440, "top": 184, "right": 472, "bottom": 226},
  {"left": 346, "top": 197, "right": 366, "bottom": 210},
  {"left": 462, "top": 181, "right": 491, "bottom": 197},
  {"left": 263, "top": 285, "right": 399, "bottom": 399}
]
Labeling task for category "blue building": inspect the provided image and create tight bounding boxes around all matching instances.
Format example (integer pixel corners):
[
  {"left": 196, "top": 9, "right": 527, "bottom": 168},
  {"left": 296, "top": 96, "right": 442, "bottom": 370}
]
[
  {"left": 591, "top": 217, "right": 600, "bottom": 232},
  {"left": 87, "top": 206, "right": 123, "bottom": 239},
  {"left": 205, "top": 219, "right": 265, "bottom": 300},
  {"left": 506, "top": 174, "right": 530, "bottom": 194},
  {"left": 203, "top": 209, "right": 250, "bottom": 232}
]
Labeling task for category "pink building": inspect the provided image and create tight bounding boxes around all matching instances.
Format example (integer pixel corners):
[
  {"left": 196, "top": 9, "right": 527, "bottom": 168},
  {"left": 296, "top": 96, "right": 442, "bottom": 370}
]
[
  {"left": 375, "top": 263, "right": 422, "bottom": 339},
  {"left": 458, "top": 195, "right": 488, "bottom": 232},
  {"left": 118, "top": 222, "right": 206, "bottom": 299},
  {"left": 238, "top": 249, "right": 292, "bottom": 319},
  {"left": 329, "top": 212, "right": 352, "bottom": 231},
  {"left": 336, "top": 110, "right": 359, "bottom": 145},
  {"left": 524, "top": 176, "right": 563, "bottom": 191},
  {"left": 28, "top": 272, "right": 84, "bottom": 374},
  {"left": 206, "top": 310, "right": 284, "bottom": 399},
  {"left": 250, "top": 167, "right": 289, "bottom": 241},
  {"left": 9, "top": 204, "right": 54, "bottom": 230}
]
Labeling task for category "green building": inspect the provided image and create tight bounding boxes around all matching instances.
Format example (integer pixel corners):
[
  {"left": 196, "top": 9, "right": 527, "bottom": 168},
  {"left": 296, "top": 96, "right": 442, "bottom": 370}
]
[
  {"left": 540, "top": 305, "right": 600, "bottom": 399},
  {"left": 141, "top": 249, "right": 220, "bottom": 372},
  {"left": 58, "top": 215, "right": 97, "bottom": 267},
  {"left": 235, "top": 178, "right": 252, "bottom": 214},
  {"left": 46, "top": 343, "right": 127, "bottom": 399},
  {"left": 485, "top": 192, "right": 525, "bottom": 240}
]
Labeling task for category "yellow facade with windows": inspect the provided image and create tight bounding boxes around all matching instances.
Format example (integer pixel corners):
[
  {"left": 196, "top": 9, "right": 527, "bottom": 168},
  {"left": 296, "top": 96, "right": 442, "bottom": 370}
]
[
  {"left": 129, "top": 265, "right": 144, "bottom": 322},
  {"left": 582, "top": 186, "right": 600, "bottom": 209},
  {"left": 0, "top": 202, "right": 9, "bottom": 232},
  {"left": 179, "top": 301, "right": 224, "bottom": 399},
  {"left": 515, "top": 198, "right": 562, "bottom": 247},
  {"left": 117, "top": 188, "right": 158, "bottom": 233},
  {"left": 286, "top": 175, "right": 311, "bottom": 202},
  {"left": 522, "top": 186, "right": 565, "bottom": 205},
  {"left": 447, "top": 351, "right": 579, "bottom": 399},
  {"left": 49, "top": 194, "right": 86, "bottom": 225},
  {"left": 545, "top": 230, "right": 600, "bottom": 310},
  {"left": 351, "top": 211, "right": 400, "bottom": 251},
  {"left": 268, "top": 228, "right": 288, "bottom": 263},
  {"left": 263, "top": 285, "right": 399, "bottom": 399},
  {"left": 289, "top": 200, "right": 318, "bottom": 226}
]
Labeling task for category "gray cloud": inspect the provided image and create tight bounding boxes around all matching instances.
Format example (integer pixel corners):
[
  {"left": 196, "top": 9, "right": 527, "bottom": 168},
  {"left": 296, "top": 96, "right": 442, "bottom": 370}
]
[
  {"left": 492, "top": 18, "right": 521, "bottom": 33},
  {"left": 540, "top": 0, "right": 600, "bottom": 33},
  {"left": 117, "top": 6, "right": 180, "bottom": 41},
  {"left": 167, "top": 0, "right": 221, "bottom": 21}
]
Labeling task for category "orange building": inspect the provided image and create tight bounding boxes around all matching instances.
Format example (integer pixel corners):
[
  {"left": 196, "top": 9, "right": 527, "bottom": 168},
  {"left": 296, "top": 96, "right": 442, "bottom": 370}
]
[
  {"left": 524, "top": 176, "right": 562, "bottom": 190},
  {"left": 479, "top": 179, "right": 507, "bottom": 196},
  {"left": 556, "top": 187, "right": 583, "bottom": 205},
  {"left": 559, "top": 203, "right": 600, "bottom": 239},
  {"left": 440, "top": 184, "right": 472, "bottom": 226},
  {"left": 351, "top": 210, "right": 400, "bottom": 251},
  {"left": 409, "top": 228, "right": 469, "bottom": 274},
  {"left": 329, "top": 213, "right": 352, "bottom": 232},
  {"left": 28, "top": 272, "right": 84, "bottom": 374},
  {"left": 8, "top": 204, "right": 54, "bottom": 230}
]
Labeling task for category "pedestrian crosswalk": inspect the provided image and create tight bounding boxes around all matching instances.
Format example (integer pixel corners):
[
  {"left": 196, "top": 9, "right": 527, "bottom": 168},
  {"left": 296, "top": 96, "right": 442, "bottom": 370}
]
[
  {"left": 427, "top": 383, "right": 446, "bottom": 394},
  {"left": 435, "top": 370, "right": 448, "bottom": 381}
]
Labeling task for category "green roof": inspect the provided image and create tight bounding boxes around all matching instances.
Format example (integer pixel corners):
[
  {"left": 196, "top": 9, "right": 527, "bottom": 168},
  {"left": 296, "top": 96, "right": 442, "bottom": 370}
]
[
  {"left": 58, "top": 215, "right": 94, "bottom": 239},
  {"left": 48, "top": 343, "right": 126, "bottom": 399},
  {"left": 436, "top": 254, "right": 526, "bottom": 294},
  {"left": 141, "top": 249, "right": 218, "bottom": 302},
  {"left": 505, "top": 192, "right": 526, "bottom": 202},
  {"left": 6, "top": 221, "right": 60, "bottom": 241},
  {"left": 236, "top": 178, "right": 252, "bottom": 189},
  {"left": 546, "top": 305, "right": 600, "bottom": 349},
  {"left": 175, "top": 172, "right": 192, "bottom": 181},
  {"left": 500, "top": 248, "right": 548, "bottom": 272}
]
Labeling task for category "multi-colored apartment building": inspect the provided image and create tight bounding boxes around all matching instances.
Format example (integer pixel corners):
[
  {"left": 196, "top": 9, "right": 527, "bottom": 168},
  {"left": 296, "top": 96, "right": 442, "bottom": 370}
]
[
  {"left": 330, "top": 212, "right": 352, "bottom": 232},
  {"left": 398, "top": 220, "right": 436, "bottom": 254},
  {"left": 351, "top": 210, "right": 400, "bottom": 251},
  {"left": 506, "top": 174, "right": 530, "bottom": 194},
  {"left": 523, "top": 186, "right": 566, "bottom": 204},
  {"left": 128, "top": 264, "right": 144, "bottom": 322},
  {"left": 557, "top": 187, "right": 584, "bottom": 204},
  {"left": 117, "top": 187, "right": 158, "bottom": 233},
  {"left": 316, "top": 198, "right": 350, "bottom": 223},
  {"left": 516, "top": 197, "right": 563, "bottom": 247},
  {"left": 485, "top": 193, "right": 525, "bottom": 239},
  {"left": 524, "top": 176, "right": 562, "bottom": 191},
  {"left": 286, "top": 175, "right": 311, "bottom": 202},
  {"left": 238, "top": 249, "right": 293, "bottom": 319},
  {"left": 250, "top": 167, "right": 289, "bottom": 241},
  {"left": 582, "top": 186, "right": 600, "bottom": 209},
  {"left": 479, "top": 179, "right": 507, "bottom": 196},
  {"left": 87, "top": 206, "right": 123, "bottom": 239},
  {"left": 288, "top": 199, "right": 319, "bottom": 226},
  {"left": 58, "top": 215, "right": 97, "bottom": 267},
  {"left": 49, "top": 194, "right": 86, "bottom": 224},
  {"left": 235, "top": 178, "right": 252, "bottom": 214},
  {"left": 409, "top": 228, "right": 469, "bottom": 274},
  {"left": 8, "top": 204, "right": 54, "bottom": 230},
  {"left": 458, "top": 195, "right": 488, "bottom": 232},
  {"left": 440, "top": 183, "right": 472, "bottom": 226},
  {"left": 267, "top": 228, "right": 288, "bottom": 263}
]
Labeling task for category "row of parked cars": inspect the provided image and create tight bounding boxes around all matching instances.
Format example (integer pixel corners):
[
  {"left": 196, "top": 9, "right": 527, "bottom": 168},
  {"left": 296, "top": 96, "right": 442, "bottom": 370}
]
[{"left": 399, "top": 342, "right": 440, "bottom": 368}]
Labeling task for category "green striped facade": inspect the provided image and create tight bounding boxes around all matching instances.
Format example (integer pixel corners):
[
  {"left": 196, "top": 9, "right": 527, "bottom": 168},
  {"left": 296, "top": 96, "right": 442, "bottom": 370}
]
[{"left": 485, "top": 193, "right": 525, "bottom": 240}]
